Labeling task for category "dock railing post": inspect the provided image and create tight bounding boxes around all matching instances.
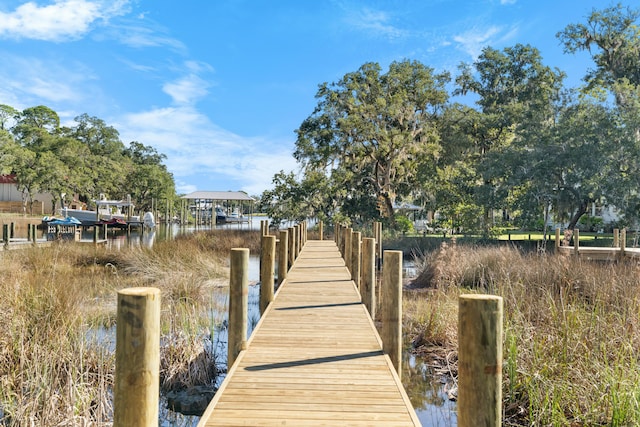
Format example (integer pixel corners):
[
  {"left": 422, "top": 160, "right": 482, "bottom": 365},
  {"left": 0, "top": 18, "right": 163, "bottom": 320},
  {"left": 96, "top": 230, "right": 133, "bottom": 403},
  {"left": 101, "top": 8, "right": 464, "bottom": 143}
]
[
  {"left": 344, "top": 227, "right": 352, "bottom": 274},
  {"left": 260, "top": 235, "right": 276, "bottom": 314},
  {"left": 10, "top": 222, "right": 14, "bottom": 239},
  {"left": 362, "top": 237, "right": 376, "bottom": 318},
  {"left": 229, "top": 248, "right": 249, "bottom": 368},
  {"left": 555, "top": 228, "right": 561, "bottom": 251},
  {"left": 113, "top": 287, "right": 160, "bottom": 427},
  {"left": 278, "top": 230, "right": 288, "bottom": 285},
  {"left": 319, "top": 220, "right": 323, "bottom": 240},
  {"left": 293, "top": 225, "right": 300, "bottom": 259},
  {"left": 351, "top": 231, "right": 361, "bottom": 291},
  {"left": 458, "top": 294, "right": 503, "bottom": 427},
  {"left": 32, "top": 224, "right": 37, "bottom": 244},
  {"left": 621, "top": 228, "right": 626, "bottom": 259},
  {"left": 382, "top": 250, "right": 402, "bottom": 377},
  {"left": 613, "top": 228, "right": 619, "bottom": 248},
  {"left": 3, "top": 224, "right": 8, "bottom": 247},
  {"left": 93, "top": 226, "right": 98, "bottom": 245},
  {"left": 573, "top": 228, "right": 580, "bottom": 257},
  {"left": 287, "top": 227, "right": 295, "bottom": 268}
]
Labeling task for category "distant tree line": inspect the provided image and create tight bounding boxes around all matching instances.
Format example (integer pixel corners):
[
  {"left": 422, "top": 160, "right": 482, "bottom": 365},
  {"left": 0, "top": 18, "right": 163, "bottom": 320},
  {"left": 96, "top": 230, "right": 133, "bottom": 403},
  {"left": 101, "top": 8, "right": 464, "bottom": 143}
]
[
  {"left": 261, "top": 4, "right": 640, "bottom": 234},
  {"left": 0, "top": 104, "right": 176, "bottom": 214}
]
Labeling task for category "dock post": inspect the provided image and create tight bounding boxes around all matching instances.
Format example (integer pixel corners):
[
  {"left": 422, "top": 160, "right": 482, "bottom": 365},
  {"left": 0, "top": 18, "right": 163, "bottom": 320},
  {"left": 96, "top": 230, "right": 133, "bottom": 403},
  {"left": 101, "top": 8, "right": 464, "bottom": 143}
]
[
  {"left": 260, "top": 235, "right": 276, "bottom": 314},
  {"left": 10, "top": 222, "right": 14, "bottom": 239},
  {"left": 32, "top": 224, "right": 37, "bottom": 243},
  {"left": 278, "top": 230, "right": 288, "bottom": 285},
  {"left": 458, "top": 294, "right": 503, "bottom": 427},
  {"left": 621, "top": 228, "right": 626, "bottom": 258},
  {"left": 555, "top": 228, "right": 561, "bottom": 251},
  {"left": 229, "top": 248, "right": 249, "bottom": 368},
  {"left": 93, "top": 226, "right": 98, "bottom": 245},
  {"left": 573, "top": 228, "right": 579, "bottom": 257},
  {"left": 613, "top": 228, "right": 619, "bottom": 247},
  {"left": 288, "top": 227, "right": 295, "bottom": 268},
  {"left": 319, "top": 220, "right": 323, "bottom": 240},
  {"left": 344, "top": 228, "right": 352, "bottom": 274},
  {"left": 113, "top": 287, "right": 160, "bottom": 427},
  {"left": 362, "top": 238, "right": 376, "bottom": 318},
  {"left": 382, "top": 250, "right": 402, "bottom": 377},
  {"left": 3, "top": 224, "right": 8, "bottom": 246},
  {"left": 351, "top": 231, "right": 361, "bottom": 291}
]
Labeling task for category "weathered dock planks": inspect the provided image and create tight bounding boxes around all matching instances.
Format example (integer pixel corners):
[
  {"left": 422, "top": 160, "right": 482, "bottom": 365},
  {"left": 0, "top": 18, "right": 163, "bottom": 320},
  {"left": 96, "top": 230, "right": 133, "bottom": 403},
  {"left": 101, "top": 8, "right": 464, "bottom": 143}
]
[{"left": 199, "top": 239, "right": 420, "bottom": 427}]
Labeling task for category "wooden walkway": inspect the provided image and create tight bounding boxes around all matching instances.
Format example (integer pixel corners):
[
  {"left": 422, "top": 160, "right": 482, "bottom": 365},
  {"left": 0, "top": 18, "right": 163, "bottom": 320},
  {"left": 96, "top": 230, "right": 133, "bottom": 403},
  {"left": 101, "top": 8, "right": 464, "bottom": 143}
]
[{"left": 199, "top": 239, "right": 420, "bottom": 426}]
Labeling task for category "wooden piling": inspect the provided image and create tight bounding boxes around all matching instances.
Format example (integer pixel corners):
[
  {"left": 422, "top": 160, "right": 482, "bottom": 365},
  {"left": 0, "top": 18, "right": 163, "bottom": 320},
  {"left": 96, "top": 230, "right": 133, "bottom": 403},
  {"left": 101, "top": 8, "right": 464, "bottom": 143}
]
[
  {"left": 458, "top": 294, "right": 503, "bottom": 427},
  {"left": 3, "top": 224, "right": 8, "bottom": 246},
  {"left": 351, "top": 231, "right": 361, "bottom": 290},
  {"left": 278, "top": 230, "right": 288, "bottom": 285},
  {"left": 344, "top": 228, "right": 352, "bottom": 275},
  {"left": 260, "top": 235, "right": 276, "bottom": 314},
  {"left": 362, "top": 237, "right": 376, "bottom": 318},
  {"left": 229, "top": 248, "right": 249, "bottom": 368},
  {"left": 113, "top": 287, "right": 160, "bottom": 427},
  {"left": 555, "top": 228, "right": 561, "bottom": 250},
  {"left": 288, "top": 227, "right": 295, "bottom": 267},
  {"left": 621, "top": 228, "right": 626, "bottom": 257},
  {"left": 573, "top": 228, "right": 580, "bottom": 256},
  {"left": 319, "top": 220, "right": 323, "bottom": 240},
  {"left": 382, "top": 250, "right": 402, "bottom": 377},
  {"left": 93, "top": 226, "right": 98, "bottom": 245},
  {"left": 613, "top": 228, "right": 619, "bottom": 247},
  {"left": 10, "top": 222, "right": 14, "bottom": 239}
]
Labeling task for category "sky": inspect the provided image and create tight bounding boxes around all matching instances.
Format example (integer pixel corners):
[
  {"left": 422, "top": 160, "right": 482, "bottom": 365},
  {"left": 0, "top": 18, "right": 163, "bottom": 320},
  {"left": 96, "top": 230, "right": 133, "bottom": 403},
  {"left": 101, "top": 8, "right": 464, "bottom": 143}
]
[{"left": 0, "top": 0, "right": 613, "bottom": 197}]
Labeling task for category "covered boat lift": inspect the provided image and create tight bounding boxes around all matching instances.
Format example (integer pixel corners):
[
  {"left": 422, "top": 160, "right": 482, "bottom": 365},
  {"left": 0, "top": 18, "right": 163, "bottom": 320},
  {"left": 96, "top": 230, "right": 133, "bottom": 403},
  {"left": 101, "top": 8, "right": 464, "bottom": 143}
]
[{"left": 181, "top": 191, "right": 255, "bottom": 225}]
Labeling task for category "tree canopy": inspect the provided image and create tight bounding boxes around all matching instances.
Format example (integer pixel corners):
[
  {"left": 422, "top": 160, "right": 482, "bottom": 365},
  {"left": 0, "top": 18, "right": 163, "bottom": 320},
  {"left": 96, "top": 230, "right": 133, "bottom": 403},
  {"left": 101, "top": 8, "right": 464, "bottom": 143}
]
[
  {"left": 0, "top": 105, "right": 177, "bottom": 214},
  {"left": 262, "top": 4, "right": 640, "bottom": 233}
]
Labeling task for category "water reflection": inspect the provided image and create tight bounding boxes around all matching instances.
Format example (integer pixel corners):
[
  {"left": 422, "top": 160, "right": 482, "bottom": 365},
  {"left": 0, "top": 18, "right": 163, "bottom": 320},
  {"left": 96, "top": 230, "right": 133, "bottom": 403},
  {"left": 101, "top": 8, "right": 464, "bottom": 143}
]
[{"left": 404, "top": 353, "right": 457, "bottom": 426}]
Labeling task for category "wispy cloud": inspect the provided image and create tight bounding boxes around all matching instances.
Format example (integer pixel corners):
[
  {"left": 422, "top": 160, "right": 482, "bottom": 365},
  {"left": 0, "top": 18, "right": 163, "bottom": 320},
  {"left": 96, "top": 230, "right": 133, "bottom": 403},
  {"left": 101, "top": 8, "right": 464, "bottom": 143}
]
[
  {"left": 0, "top": 53, "right": 94, "bottom": 105},
  {"left": 117, "top": 105, "right": 297, "bottom": 195},
  {"left": 500, "top": 0, "right": 517, "bottom": 4},
  {"left": 342, "top": 5, "right": 408, "bottom": 40},
  {"left": 453, "top": 24, "right": 519, "bottom": 59},
  {"left": 0, "top": 0, "right": 130, "bottom": 41}
]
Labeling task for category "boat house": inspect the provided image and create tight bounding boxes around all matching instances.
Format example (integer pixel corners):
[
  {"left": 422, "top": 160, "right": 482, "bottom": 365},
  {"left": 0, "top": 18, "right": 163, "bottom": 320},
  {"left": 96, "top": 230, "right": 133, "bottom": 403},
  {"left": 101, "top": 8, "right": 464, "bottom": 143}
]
[{"left": 181, "top": 191, "right": 255, "bottom": 224}]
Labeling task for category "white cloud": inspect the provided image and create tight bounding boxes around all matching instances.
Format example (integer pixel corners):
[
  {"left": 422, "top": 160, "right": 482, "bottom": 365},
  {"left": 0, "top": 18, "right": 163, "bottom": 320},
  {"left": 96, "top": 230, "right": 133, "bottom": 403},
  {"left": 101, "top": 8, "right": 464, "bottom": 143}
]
[
  {"left": 500, "top": 0, "right": 517, "bottom": 4},
  {"left": 116, "top": 105, "right": 298, "bottom": 194},
  {"left": 343, "top": 6, "right": 408, "bottom": 40},
  {"left": 162, "top": 61, "right": 215, "bottom": 106},
  {"left": 0, "top": 54, "right": 94, "bottom": 105},
  {"left": 163, "top": 74, "right": 210, "bottom": 106},
  {"left": 453, "top": 24, "right": 519, "bottom": 59},
  {"left": 0, "top": 0, "right": 130, "bottom": 41}
]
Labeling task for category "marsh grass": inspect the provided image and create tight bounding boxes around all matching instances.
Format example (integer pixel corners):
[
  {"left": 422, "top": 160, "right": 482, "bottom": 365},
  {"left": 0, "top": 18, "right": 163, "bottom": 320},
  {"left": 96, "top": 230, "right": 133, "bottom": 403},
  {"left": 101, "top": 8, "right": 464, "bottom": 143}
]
[
  {"left": 0, "top": 229, "right": 242, "bottom": 426},
  {"left": 406, "top": 241, "right": 640, "bottom": 425}
]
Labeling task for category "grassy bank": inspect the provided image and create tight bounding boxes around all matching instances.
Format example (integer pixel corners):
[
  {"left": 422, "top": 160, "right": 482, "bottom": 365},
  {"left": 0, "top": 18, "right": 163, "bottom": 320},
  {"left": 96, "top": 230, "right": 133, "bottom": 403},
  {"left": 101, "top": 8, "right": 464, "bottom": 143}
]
[
  {"left": 405, "top": 240, "right": 640, "bottom": 425},
  {"left": 0, "top": 229, "right": 260, "bottom": 426}
]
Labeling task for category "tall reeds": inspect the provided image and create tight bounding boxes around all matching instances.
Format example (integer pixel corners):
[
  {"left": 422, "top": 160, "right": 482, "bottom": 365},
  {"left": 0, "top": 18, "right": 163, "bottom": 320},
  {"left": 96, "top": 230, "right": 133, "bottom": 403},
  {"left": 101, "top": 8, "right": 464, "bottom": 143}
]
[
  {"left": 0, "top": 229, "right": 245, "bottom": 426},
  {"left": 407, "top": 241, "right": 640, "bottom": 425}
]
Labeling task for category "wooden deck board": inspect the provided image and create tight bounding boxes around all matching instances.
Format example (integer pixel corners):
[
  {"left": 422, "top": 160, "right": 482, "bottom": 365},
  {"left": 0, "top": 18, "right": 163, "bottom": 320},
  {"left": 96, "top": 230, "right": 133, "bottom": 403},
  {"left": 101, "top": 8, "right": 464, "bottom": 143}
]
[{"left": 199, "top": 239, "right": 420, "bottom": 426}]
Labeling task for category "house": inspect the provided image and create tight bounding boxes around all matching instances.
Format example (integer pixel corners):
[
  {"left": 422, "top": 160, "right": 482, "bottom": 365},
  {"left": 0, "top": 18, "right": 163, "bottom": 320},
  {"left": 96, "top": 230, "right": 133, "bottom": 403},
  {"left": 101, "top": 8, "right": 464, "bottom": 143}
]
[{"left": 0, "top": 174, "right": 54, "bottom": 215}]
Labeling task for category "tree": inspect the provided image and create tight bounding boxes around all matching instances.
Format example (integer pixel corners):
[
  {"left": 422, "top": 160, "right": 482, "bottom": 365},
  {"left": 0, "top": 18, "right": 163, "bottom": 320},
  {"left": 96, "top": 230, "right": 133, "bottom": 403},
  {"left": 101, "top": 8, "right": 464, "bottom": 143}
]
[
  {"left": 454, "top": 44, "right": 565, "bottom": 231},
  {"left": 294, "top": 60, "right": 450, "bottom": 224},
  {"left": 557, "top": 3, "right": 640, "bottom": 108}
]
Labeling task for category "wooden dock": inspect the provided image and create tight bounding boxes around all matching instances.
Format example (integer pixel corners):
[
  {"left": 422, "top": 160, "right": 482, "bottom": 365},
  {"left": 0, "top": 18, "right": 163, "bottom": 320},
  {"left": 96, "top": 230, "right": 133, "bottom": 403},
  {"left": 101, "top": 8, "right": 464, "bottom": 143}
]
[{"left": 199, "top": 239, "right": 420, "bottom": 427}]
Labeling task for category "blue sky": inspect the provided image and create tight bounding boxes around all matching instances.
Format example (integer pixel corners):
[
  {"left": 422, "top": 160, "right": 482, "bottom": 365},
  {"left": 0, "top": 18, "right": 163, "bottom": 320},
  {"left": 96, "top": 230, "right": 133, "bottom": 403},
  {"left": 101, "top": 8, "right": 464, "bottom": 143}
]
[{"left": 0, "top": 0, "right": 610, "bottom": 196}]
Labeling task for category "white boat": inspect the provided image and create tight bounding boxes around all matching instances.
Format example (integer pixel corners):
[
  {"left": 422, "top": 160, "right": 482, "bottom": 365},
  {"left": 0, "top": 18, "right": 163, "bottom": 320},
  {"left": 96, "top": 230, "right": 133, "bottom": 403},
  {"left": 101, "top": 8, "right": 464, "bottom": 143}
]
[
  {"left": 60, "top": 194, "right": 142, "bottom": 226},
  {"left": 225, "top": 208, "right": 249, "bottom": 223}
]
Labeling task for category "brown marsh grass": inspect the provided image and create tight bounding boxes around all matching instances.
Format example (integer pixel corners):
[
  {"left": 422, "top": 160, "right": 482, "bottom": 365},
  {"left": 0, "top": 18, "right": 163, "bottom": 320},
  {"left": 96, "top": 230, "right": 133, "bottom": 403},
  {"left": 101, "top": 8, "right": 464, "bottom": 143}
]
[
  {"left": 0, "top": 229, "right": 254, "bottom": 426},
  {"left": 405, "top": 240, "right": 640, "bottom": 426}
]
